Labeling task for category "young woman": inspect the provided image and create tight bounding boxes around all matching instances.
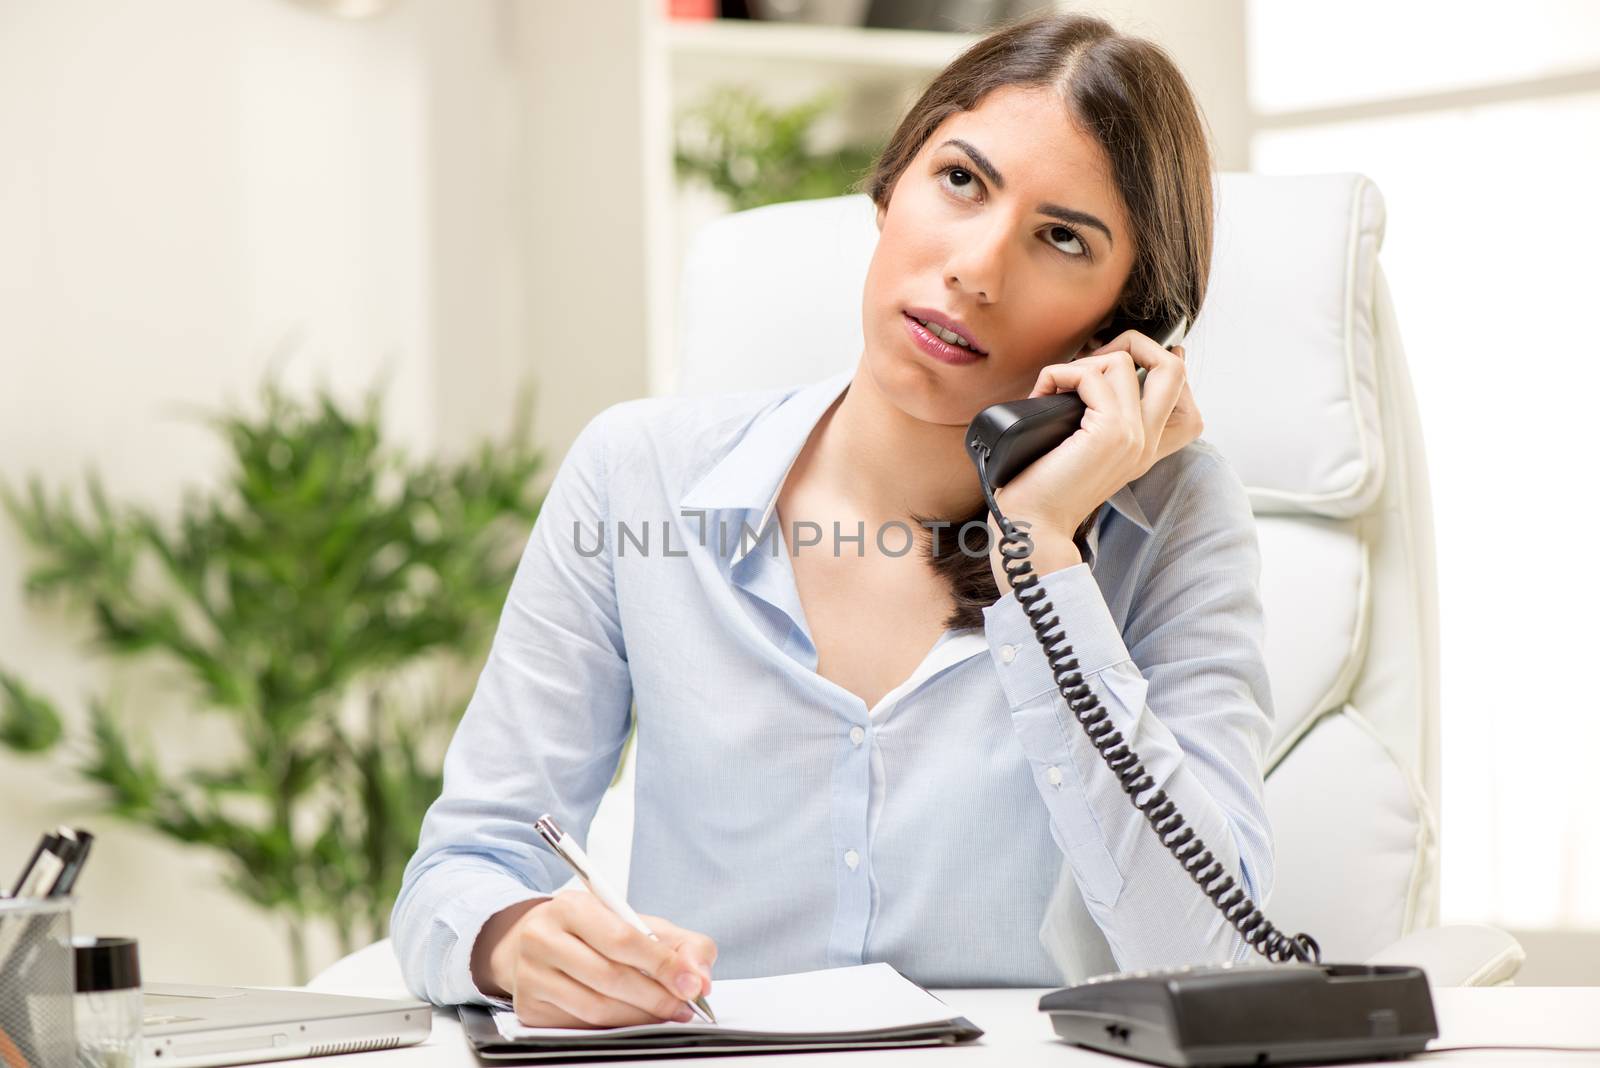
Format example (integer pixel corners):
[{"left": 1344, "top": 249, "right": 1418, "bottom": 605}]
[{"left": 392, "top": 10, "right": 1276, "bottom": 1029}]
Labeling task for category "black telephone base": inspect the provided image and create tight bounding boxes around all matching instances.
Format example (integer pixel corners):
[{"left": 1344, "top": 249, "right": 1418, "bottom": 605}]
[{"left": 1039, "top": 961, "right": 1438, "bottom": 1067}]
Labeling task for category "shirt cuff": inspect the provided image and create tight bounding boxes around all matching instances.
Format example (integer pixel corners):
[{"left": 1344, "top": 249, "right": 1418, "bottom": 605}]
[
  {"left": 981, "top": 561, "right": 1133, "bottom": 707},
  {"left": 441, "top": 876, "right": 553, "bottom": 1007}
]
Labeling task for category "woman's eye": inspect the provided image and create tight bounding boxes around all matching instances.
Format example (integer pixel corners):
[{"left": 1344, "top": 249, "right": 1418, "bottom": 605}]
[
  {"left": 1046, "top": 224, "right": 1088, "bottom": 257},
  {"left": 938, "top": 164, "right": 980, "bottom": 198}
]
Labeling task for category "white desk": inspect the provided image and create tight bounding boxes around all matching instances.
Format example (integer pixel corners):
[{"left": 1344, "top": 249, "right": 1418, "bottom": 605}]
[{"left": 268, "top": 981, "right": 1600, "bottom": 1067}]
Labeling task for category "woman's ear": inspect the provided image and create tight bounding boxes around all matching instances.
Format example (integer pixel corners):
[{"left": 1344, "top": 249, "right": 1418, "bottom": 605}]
[
  {"left": 874, "top": 203, "right": 885, "bottom": 232},
  {"left": 1077, "top": 309, "right": 1118, "bottom": 356}
]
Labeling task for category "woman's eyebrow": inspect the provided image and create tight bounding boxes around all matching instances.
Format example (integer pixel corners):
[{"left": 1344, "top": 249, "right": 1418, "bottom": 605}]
[{"left": 937, "top": 137, "right": 1115, "bottom": 248}]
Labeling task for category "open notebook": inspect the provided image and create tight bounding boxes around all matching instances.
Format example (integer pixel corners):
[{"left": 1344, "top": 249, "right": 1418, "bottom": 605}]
[{"left": 458, "top": 962, "right": 983, "bottom": 1060}]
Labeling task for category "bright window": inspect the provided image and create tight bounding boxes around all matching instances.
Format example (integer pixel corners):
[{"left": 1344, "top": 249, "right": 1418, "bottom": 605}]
[
  {"left": 1248, "top": 0, "right": 1600, "bottom": 113},
  {"left": 1248, "top": 4, "right": 1600, "bottom": 930}
]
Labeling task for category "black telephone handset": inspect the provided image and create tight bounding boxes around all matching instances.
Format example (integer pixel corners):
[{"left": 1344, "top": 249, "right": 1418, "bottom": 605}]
[
  {"left": 965, "top": 318, "right": 1440, "bottom": 1067},
  {"left": 966, "top": 316, "right": 1182, "bottom": 487}
]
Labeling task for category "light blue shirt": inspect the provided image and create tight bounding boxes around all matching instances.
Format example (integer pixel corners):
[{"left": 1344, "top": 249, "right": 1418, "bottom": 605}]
[{"left": 391, "top": 366, "right": 1277, "bottom": 1005}]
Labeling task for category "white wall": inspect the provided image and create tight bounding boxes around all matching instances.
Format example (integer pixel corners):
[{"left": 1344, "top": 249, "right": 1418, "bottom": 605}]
[
  {"left": 0, "top": 0, "right": 658, "bottom": 985},
  {"left": 0, "top": 0, "right": 501, "bottom": 985}
]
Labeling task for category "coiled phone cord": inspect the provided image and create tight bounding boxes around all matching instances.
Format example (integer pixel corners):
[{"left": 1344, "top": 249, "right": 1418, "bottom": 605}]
[{"left": 974, "top": 447, "right": 1321, "bottom": 966}]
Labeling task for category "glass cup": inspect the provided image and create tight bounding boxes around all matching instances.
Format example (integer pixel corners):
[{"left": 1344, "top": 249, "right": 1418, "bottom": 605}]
[{"left": 72, "top": 936, "right": 141, "bottom": 1068}]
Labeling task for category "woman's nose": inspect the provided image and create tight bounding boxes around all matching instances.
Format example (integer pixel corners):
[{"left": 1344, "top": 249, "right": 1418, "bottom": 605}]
[{"left": 943, "top": 221, "right": 1009, "bottom": 304}]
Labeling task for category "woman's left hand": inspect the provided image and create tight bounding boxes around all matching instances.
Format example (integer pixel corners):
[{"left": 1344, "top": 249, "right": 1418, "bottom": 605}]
[{"left": 987, "top": 330, "right": 1203, "bottom": 588}]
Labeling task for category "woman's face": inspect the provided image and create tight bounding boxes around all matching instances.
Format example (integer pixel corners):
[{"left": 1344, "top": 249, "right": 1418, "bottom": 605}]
[{"left": 860, "top": 84, "right": 1138, "bottom": 426}]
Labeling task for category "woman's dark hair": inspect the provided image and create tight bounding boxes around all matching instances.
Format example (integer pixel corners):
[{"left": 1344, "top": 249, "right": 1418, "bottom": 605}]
[{"left": 851, "top": 9, "right": 1216, "bottom": 629}]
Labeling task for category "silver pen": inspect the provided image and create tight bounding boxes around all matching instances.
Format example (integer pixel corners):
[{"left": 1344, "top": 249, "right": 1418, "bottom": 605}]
[{"left": 534, "top": 814, "right": 716, "bottom": 1024}]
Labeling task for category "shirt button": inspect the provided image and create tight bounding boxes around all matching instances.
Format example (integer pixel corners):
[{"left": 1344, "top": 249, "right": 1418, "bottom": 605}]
[
  {"left": 1000, "top": 643, "right": 1017, "bottom": 664},
  {"left": 849, "top": 726, "right": 865, "bottom": 746},
  {"left": 844, "top": 849, "right": 860, "bottom": 870},
  {"left": 1046, "top": 765, "right": 1064, "bottom": 787}
]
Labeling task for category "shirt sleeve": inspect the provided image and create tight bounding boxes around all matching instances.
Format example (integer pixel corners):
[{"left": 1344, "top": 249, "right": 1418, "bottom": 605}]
[
  {"left": 389, "top": 404, "right": 635, "bottom": 1007},
  {"left": 981, "top": 449, "right": 1276, "bottom": 972}
]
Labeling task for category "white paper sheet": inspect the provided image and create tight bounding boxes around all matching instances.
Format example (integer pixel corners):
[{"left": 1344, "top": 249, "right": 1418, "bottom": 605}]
[{"left": 491, "top": 962, "right": 958, "bottom": 1040}]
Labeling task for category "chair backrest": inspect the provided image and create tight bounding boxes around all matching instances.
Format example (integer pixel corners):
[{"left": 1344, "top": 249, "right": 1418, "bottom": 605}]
[{"left": 668, "top": 175, "right": 1440, "bottom": 963}]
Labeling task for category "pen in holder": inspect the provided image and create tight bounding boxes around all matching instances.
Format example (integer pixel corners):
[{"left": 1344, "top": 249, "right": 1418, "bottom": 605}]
[{"left": 0, "top": 896, "right": 76, "bottom": 1068}]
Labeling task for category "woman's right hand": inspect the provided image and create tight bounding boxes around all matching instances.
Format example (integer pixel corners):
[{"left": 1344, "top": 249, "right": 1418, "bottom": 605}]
[{"left": 472, "top": 891, "right": 718, "bottom": 1028}]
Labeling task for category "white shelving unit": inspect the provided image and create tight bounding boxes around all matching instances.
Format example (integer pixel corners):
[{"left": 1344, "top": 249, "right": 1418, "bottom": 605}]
[{"left": 642, "top": 12, "right": 984, "bottom": 395}]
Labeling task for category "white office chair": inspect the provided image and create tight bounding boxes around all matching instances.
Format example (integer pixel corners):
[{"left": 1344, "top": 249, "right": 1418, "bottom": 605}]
[
  {"left": 318, "top": 174, "right": 1523, "bottom": 991},
  {"left": 663, "top": 175, "right": 1523, "bottom": 987}
]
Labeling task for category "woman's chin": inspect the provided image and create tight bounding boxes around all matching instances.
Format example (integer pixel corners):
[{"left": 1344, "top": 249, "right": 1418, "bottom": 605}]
[{"left": 866, "top": 356, "right": 984, "bottom": 428}]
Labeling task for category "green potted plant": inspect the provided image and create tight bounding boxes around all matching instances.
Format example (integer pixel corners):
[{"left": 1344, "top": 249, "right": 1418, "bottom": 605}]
[
  {"left": 674, "top": 84, "right": 883, "bottom": 211},
  {"left": 0, "top": 376, "right": 545, "bottom": 980}
]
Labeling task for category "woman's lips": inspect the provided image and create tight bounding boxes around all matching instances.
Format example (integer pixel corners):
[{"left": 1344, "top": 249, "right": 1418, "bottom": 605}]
[{"left": 903, "top": 312, "right": 984, "bottom": 366}]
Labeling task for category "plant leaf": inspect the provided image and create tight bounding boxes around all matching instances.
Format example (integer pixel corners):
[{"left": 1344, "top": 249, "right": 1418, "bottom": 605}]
[{"left": 0, "top": 669, "right": 64, "bottom": 753}]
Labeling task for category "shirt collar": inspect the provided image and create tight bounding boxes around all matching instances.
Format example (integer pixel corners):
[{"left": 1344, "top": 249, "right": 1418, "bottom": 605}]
[
  {"left": 678, "top": 367, "right": 855, "bottom": 518},
  {"left": 677, "top": 367, "right": 1155, "bottom": 556}
]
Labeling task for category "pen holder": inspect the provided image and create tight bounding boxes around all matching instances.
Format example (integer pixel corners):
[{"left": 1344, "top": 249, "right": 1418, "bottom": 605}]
[{"left": 0, "top": 897, "right": 76, "bottom": 1068}]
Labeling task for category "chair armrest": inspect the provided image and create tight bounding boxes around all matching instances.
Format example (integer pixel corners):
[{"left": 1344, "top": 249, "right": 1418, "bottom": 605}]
[
  {"left": 1364, "top": 923, "right": 1525, "bottom": 986},
  {"left": 307, "top": 937, "right": 406, "bottom": 992}
]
